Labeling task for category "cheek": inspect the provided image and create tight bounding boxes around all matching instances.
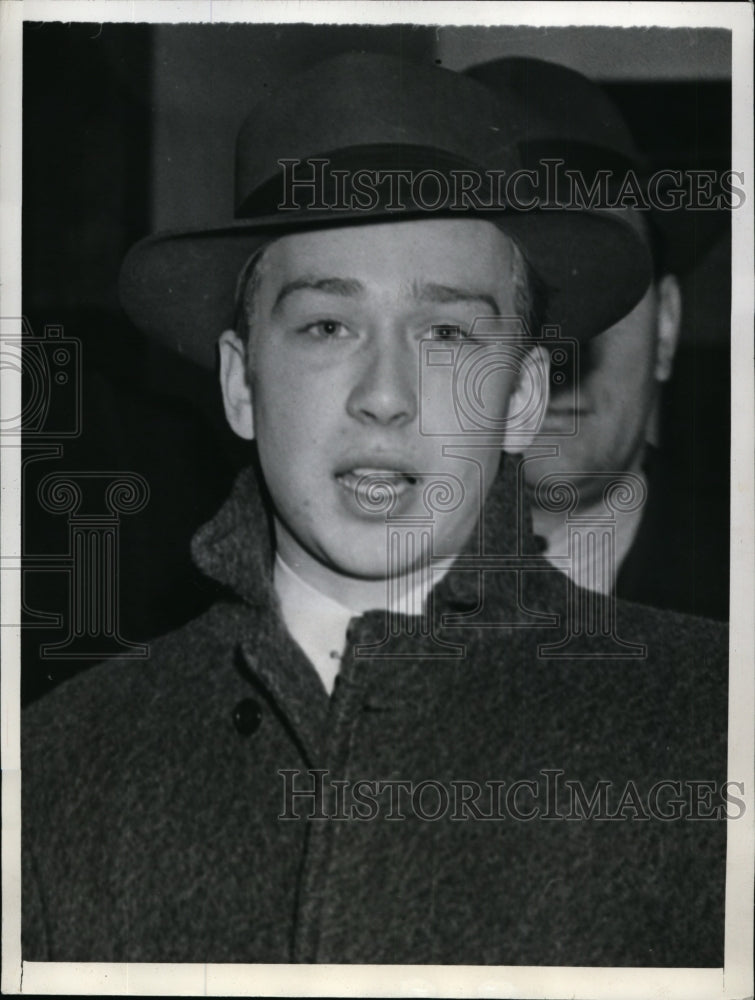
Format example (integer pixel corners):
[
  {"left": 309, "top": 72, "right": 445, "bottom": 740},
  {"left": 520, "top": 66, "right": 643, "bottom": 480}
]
[
  {"left": 593, "top": 320, "right": 657, "bottom": 396},
  {"left": 423, "top": 356, "right": 518, "bottom": 438},
  {"left": 251, "top": 359, "right": 325, "bottom": 443}
]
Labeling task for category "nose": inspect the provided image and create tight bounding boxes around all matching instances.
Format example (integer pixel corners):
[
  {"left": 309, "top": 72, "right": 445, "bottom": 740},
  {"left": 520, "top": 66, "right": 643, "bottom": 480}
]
[{"left": 346, "top": 333, "right": 417, "bottom": 426}]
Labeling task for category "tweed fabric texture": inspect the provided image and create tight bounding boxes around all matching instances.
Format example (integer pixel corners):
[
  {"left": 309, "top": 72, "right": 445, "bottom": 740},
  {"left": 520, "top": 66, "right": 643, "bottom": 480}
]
[{"left": 22, "top": 461, "right": 728, "bottom": 965}]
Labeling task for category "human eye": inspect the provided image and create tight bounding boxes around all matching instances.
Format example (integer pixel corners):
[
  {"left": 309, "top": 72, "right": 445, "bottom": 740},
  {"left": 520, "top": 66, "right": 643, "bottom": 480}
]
[
  {"left": 431, "top": 324, "right": 468, "bottom": 341},
  {"left": 298, "top": 319, "right": 350, "bottom": 340}
]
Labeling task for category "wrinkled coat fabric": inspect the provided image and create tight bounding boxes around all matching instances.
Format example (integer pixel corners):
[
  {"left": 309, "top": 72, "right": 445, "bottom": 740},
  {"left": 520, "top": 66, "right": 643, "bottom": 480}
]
[{"left": 22, "top": 460, "right": 727, "bottom": 966}]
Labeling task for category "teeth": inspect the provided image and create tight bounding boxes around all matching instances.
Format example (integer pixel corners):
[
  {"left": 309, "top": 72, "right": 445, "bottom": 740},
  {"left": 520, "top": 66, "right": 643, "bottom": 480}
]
[
  {"left": 350, "top": 468, "right": 416, "bottom": 483},
  {"left": 337, "top": 468, "right": 417, "bottom": 487}
]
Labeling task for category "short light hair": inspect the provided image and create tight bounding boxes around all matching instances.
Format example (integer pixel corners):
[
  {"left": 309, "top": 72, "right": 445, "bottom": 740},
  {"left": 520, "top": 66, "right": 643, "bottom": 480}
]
[
  {"left": 233, "top": 243, "right": 270, "bottom": 352},
  {"left": 510, "top": 240, "right": 547, "bottom": 336},
  {"left": 233, "top": 229, "right": 547, "bottom": 352}
]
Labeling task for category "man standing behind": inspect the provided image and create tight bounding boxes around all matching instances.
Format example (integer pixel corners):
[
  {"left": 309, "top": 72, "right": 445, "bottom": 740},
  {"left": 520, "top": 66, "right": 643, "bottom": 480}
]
[{"left": 469, "top": 56, "right": 728, "bottom": 620}]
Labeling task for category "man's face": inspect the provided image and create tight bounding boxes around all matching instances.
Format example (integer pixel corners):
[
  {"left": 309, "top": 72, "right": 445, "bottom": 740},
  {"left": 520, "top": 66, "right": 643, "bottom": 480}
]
[
  {"left": 523, "top": 273, "right": 680, "bottom": 505},
  {"left": 220, "top": 219, "right": 544, "bottom": 595}
]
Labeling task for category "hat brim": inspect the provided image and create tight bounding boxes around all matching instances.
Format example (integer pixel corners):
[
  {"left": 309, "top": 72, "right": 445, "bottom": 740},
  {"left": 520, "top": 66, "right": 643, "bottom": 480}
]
[{"left": 119, "top": 209, "right": 651, "bottom": 369}]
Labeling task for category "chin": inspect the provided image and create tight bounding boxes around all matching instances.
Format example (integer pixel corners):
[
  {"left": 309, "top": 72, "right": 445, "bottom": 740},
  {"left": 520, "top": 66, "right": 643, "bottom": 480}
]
[
  {"left": 326, "top": 541, "right": 430, "bottom": 582},
  {"left": 318, "top": 536, "right": 397, "bottom": 581}
]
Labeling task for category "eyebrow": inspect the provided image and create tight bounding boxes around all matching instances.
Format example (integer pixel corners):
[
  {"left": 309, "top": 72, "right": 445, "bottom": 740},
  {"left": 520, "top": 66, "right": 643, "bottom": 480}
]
[
  {"left": 412, "top": 281, "right": 501, "bottom": 315},
  {"left": 272, "top": 277, "right": 364, "bottom": 314},
  {"left": 271, "top": 276, "right": 501, "bottom": 316}
]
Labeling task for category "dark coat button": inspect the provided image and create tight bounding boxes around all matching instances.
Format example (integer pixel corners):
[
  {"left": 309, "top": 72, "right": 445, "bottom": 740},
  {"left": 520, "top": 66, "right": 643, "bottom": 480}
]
[{"left": 232, "top": 698, "right": 262, "bottom": 736}]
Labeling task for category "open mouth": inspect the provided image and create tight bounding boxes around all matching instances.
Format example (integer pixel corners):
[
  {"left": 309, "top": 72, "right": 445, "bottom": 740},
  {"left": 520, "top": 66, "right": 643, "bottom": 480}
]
[{"left": 335, "top": 467, "right": 419, "bottom": 509}]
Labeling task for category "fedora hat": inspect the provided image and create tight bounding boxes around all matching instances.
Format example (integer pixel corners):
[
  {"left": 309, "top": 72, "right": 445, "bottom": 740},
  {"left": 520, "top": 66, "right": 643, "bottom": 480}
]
[
  {"left": 119, "top": 52, "right": 652, "bottom": 369},
  {"left": 466, "top": 56, "right": 725, "bottom": 278}
]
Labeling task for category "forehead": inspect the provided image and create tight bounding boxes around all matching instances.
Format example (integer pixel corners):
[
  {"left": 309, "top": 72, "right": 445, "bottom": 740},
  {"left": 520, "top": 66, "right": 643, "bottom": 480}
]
[{"left": 253, "top": 219, "right": 517, "bottom": 301}]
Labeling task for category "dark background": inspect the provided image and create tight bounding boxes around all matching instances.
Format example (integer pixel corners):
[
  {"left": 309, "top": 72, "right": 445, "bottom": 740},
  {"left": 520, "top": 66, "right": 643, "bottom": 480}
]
[{"left": 21, "top": 23, "right": 731, "bottom": 704}]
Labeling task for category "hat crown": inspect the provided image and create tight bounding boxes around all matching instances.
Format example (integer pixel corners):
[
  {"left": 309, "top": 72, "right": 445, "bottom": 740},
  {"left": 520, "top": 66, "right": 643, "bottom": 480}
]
[
  {"left": 234, "top": 52, "right": 525, "bottom": 215},
  {"left": 467, "top": 56, "right": 641, "bottom": 167}
]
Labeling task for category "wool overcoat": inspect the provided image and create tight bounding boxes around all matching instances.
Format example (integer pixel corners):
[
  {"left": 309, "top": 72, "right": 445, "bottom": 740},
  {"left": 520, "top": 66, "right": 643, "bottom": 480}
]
[{"left": 22, "top": 460, "right": 728, "bottom": 966}]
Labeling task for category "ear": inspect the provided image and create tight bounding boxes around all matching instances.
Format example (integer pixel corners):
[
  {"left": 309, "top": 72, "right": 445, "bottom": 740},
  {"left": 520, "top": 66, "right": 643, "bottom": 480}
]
[
  {"left": 218, "top": 329, "right": 255, "bottom": 440},
  {"left": 501, "top": 342, "right": 550, "bottom": 454},
  {"left": 654, "top": 274, "right": 682, "bottom": 383}
]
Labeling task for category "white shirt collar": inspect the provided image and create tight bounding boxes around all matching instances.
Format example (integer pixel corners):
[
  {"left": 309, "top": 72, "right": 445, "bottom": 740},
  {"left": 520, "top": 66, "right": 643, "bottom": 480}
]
[{"left": 273, "top": 554, "right": 452, "bottom": 694}]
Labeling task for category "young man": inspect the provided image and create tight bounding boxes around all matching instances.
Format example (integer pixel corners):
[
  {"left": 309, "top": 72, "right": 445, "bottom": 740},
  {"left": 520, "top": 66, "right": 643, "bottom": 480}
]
[
  {"left": 22, "top": 52, "right": 728, "bottom": 967},
  {"left": 215, "top": 217, "right": 545, "bottom": 691},
  {"left": 468, "top": 56, "right": 728, "bottom": 619}
]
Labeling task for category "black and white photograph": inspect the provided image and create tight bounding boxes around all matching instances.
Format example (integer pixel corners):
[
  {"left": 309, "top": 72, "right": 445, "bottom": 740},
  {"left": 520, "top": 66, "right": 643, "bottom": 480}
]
[{"left": 1, "top": 2, "right": 753, "bottom": 997}]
